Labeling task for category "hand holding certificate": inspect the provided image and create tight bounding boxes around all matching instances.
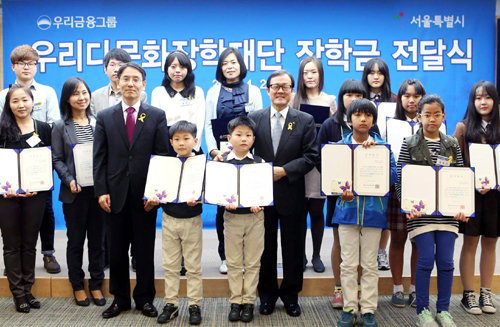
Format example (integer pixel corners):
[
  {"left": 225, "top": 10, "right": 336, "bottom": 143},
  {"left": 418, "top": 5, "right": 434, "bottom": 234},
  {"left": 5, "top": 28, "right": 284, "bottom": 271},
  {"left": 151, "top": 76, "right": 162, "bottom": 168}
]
[
  {"left": 468, "top": 143, "right": 498, "bottom": 190},
  {"left": 73, "top": 142, "right": 94, "bottom": 187}
]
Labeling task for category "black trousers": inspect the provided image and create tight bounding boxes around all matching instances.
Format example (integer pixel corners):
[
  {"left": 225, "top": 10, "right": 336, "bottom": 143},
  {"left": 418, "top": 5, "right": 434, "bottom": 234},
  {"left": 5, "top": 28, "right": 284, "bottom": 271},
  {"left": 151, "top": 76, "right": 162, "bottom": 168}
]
[
  {"left": 62, "top": 187, "right": 104, "bottom": 291},
  {"left": 215, "top": 206, "right": 226, "bottom": 261},
  {"left": 106, "top": 190, "right": 156, "bottom": 308},
  {"left": 39, "top": 192, "right": 55, "bottom": 253},
  {"left": 0, "top": 193, "right": 47, "bottom": 299},
  {"left": 257, "top": 205, "right": 307, "bottom": 306}
]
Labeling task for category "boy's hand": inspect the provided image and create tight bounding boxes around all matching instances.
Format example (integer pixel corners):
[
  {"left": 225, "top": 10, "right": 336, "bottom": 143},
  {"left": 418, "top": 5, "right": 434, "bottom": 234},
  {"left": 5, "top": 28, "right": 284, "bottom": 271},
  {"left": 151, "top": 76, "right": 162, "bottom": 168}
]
[
  {"left": 454, "top": 212, "right": 469, "bottom": 223},
  {"left": 273, "top": 166, "right": 286, "bottom": 181},
  {"left": 70, "top": 180, "right": 82, "bottom": 194},
  {"left": 406, "top": 208, "right": 422, "bottom": 220},
  {"left": 478, "top": 187, "right": 490, "bottom": 195},
  {"left": 2, "top": 188, "right": 17, "bottom": 198},
  {"left": 187, "top": 197, "right": 198, "bottom": 206},
  {"left": 225, "top": 203, "right": 237, "bottom": 211},
  {"left": 361, "top": 140, "right": 378, "bottom": 149},
  {"left": 250, "top": 206, "right": 264, "bottom": 213},
  {"left": 340, "top": 190, "right": 354, "bottom": 202},
  {"left": 144, "top": 196, "right": 159, "bottom": 212}
]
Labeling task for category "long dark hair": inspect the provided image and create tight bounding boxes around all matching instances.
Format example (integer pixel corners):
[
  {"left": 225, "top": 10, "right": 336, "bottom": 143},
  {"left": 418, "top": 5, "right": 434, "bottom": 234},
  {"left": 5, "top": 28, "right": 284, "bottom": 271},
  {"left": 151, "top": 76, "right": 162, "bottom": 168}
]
[
  {"left": 292, "top": 56, "right": 324, "bottom": 109},
  {"left": 0, "top": 85, "right": 33, "bottom": 143},
  {"left": 361, "top": 58, "right": 393, "bottom": 101},
  {"left": 161, "top": 50, "right": 196, "bottom": 98},
  {"left": 463, "top": 81, "right": 500, "bottom": 144},
  {"left": 60, "top": 77, "right": 92, "bottom": 120},
  {"left": 332, "top": 79, "right": 367, "bottom": 125},
  {"left": 394, "top": 79, "right": 426, "bottom": 121}
]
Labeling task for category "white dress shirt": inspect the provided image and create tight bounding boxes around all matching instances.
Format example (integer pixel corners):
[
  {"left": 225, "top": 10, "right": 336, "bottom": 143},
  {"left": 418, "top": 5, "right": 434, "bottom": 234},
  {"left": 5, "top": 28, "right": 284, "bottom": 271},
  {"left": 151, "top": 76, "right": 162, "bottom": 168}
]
[
  {"left": 121, "top": 100, "right": 141, "bottom": 123},
  {"left": 270, "top": 106, "right": 289, "bottom": 137}
]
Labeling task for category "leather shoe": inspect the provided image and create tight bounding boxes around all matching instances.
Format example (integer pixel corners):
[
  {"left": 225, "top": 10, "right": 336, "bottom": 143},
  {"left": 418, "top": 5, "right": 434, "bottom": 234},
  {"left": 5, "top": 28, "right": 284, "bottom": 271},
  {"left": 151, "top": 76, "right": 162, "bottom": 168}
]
[
  {"left": 259, "top": 302, "right": 275, "bottom": 315},
  {"left": 285, "top": 303, "right": 301, "bottom": 317},
  {"left": 90, "top": 290, "right": 106, "bottom": 306},
  {"left": 73, "top": 291, "right": 90, "bottom": 307},
  {"left": 102, "top": 303, "right": 129, "bottom": 319},
  {"left": 141, "top": 302, "right": 158, "bottom": 317}
]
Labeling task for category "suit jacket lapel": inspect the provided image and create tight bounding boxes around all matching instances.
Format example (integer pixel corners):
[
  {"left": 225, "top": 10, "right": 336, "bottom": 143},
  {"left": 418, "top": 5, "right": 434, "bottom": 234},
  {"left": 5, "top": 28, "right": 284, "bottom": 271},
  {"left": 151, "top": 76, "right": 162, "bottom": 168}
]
[
  {"left": 130, "top": 105, "right": 146, "bottom": 149},
  {"left": 64, "top": 119, "right": 78, "bottom": 145},
  {"left": 275, "top": 108, "right": 296, "bottom": 157},
  {"left": 261, "top": 108, "right": 274, "bottom": 156},
  {"left": 112, "top": 105, "right": 129, "bottom": 148}
]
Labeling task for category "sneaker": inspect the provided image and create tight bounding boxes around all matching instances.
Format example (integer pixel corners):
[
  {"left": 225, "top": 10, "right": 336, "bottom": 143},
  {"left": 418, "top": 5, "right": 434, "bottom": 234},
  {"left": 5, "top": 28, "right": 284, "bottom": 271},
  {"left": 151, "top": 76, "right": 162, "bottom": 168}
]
[
  {"left": 219, "top": 260, "right": 228, "bottom": 274},
  {"left": 377, "top": 250, "right": 389, "bottom": 271},
  {"left": 188, "top": 305, "right": 202, "bottom": 325},
  {"left": 409, "top": 291, "right": 417, "bottom": 308},
  {"left": 391, "top": 291, "right": 406, "bottom": 308},
  {"left": 157, "top": 303, "right": 178, "bottom": 324},
  {"left": 479, "top": 288, "right": 496, "bottom": 314},
  {"left": 240, "top": 304, "right": 254, "bottom": 323},
  {"left": 416, "top": 308, "right": 438, "bottom": 327},
  {"left": 461, "top": 291, "right": 482, "bottom": 315},
  {"left": 228, "top": 303, "right": 242, "bottom": 321},
  {"left": 331, "top": 290, "right": 344, "bottom": 309},
  {"left": 43, "top": 255, "right": 61, "bottom": 274},
  {"left": 311, "top": 256, "right": 325, "bottom": 273},
  {"left": 435, "top": 311, "right": 456, "bottom": 327},
  {"left": 361, "top": 312, "right": 378, "bottom": 327},
  {"left": 337, "top": 309, "right": 357, "bottom": 327}
]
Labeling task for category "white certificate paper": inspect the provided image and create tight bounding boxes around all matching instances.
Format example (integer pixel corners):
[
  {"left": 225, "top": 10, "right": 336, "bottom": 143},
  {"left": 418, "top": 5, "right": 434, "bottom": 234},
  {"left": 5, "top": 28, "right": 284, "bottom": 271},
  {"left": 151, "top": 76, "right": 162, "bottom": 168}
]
[
  {"left": 204, "top": 161, "right": 238, "bottom": 206},
  {"left": 19, "top": 147, "right": 53, "bottom": 192},
  {"left": 468, "top": 143, "right": 497, "bottom": 189},
  {"left": 438, "top": 166, "right": 475, "bottom": 217},
  {"left": 0, "top": 149, "right": 20, "bottom": 194},
  {"left": 144, "top": 156, "right": 182, "bottom": 203},
  {"left": 239, "top": 163, "right": 273, "bottom": 207},
  {"left": 401, "top": 164, "right": 436, "bottom": 214},
  {"left": 321, "top": 144, "right": 352, "bottom": 195},
  {"left": 353, "top": 144, "right": 390, "bottom": 196},
  {"left": 178, "top": 155, "right": 206, "bottom": 202},
  {"left": 376, "top": 102, "right": 396, "bottom": 140},
  {"left": 386, "top": 119, "right": 414, "bottom": 161},
  {"left": 73, "top": 143, "right": 94, "bottom": 187}
]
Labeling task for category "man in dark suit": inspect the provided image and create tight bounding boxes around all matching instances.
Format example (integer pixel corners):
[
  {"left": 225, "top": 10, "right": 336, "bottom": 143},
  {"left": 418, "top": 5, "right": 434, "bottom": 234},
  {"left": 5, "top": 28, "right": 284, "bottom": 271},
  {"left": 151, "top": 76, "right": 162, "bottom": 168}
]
[
  {"left": 248, "top": 70, "right": 319, "bottom": 317},
  {"left": 93, "top": 62, "right": 169, "bottom": 319}
]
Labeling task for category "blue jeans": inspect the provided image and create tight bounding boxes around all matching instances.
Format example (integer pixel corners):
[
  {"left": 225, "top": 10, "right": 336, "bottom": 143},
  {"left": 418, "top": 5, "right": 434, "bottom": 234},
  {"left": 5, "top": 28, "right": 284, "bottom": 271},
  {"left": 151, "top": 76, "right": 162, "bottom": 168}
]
[{"left": 414, "top": 231, "right": 455, "bottom": 314}]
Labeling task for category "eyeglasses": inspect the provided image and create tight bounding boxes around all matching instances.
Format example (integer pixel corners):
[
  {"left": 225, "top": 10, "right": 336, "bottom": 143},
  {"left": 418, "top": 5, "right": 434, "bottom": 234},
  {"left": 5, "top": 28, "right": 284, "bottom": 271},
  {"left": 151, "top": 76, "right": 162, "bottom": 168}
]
[
  {"left": 15, "top": 61, "right": 37, "bottom": 68},
  {"left": 269, "top": 84, "right": 292, "bottom": 92}
]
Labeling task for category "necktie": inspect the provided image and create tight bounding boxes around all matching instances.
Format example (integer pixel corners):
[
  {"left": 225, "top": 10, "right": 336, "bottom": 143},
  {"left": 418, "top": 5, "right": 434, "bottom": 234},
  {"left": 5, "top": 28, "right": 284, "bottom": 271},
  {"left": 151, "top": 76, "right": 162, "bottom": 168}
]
[
  {"left": 126, "top": 107, "right": 135, "bottom": 144},
  {"left": 272, "top": 111, "right": 282, "bottom": 155}
]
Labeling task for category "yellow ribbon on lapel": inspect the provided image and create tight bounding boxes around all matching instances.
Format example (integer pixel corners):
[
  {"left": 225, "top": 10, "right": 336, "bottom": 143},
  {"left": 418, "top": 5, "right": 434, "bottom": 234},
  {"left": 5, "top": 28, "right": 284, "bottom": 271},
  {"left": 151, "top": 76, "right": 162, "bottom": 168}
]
[
  {"left": 287, "top": 122, "right": 293, "bottom": 130},
  {"left": 138, "top": 113, "right": 146, "bottom": 123}
]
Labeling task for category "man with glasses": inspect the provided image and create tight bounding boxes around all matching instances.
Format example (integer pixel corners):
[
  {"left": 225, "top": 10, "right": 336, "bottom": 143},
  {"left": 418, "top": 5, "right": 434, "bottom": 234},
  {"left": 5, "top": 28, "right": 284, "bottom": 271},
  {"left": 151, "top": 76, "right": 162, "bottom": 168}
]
[
  {"left": 0, "top": 44, "right": 61, "bottom": 274},
  {"left": 248, "top": 70, "right": 319, "bottom": 318}
]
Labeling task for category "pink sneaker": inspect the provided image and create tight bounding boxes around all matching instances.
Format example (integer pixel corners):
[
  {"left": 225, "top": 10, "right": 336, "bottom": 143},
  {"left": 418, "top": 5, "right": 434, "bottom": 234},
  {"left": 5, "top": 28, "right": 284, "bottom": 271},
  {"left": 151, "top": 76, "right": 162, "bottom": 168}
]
[{"left": 331, "top": 290, "right": 344, "bottom": 309}]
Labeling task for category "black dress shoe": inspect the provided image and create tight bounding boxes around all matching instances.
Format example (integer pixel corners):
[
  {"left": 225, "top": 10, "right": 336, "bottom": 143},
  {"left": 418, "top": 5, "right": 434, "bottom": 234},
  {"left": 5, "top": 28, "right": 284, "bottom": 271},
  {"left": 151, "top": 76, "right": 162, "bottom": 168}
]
[
  {"left": 285, "top": 303, "right": 301, "bottom": 317},
  {"left": 14, "top": 297, "right": 30, "bottom": 313},
  {"left": 25, "top": 294, "right": 41, "bottom": 309},
  {"left": 90, "top": 290, "right": 106, "bottom": 306},
  {"left": 102, "top": 303, "right": 129, "bottom": 319},
  {"left": 259, "top": 302, "right": 275, "bottom": 315},
  {"left": 74, "top": 291, "right": 90, "bottom": 307},
  {"left": 141, "top": 302, "right": 158, "bottom": 317}
]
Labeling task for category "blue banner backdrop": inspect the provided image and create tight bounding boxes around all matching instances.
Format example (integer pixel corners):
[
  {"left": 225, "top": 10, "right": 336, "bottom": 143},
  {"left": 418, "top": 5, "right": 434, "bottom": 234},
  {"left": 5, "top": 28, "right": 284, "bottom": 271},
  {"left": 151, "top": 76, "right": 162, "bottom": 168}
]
[{"left": 2, "top": 0, "right": 496, "bottom": 229}]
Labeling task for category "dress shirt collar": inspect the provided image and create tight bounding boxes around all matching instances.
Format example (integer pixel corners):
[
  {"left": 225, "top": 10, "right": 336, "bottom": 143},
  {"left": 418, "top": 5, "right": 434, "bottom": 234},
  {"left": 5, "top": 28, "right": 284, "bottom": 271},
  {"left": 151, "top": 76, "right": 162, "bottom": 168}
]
[
  {"left": 121, "top": 100, "right": 141, "bottom": 113},
  {"left": 270, "top": 106, "right": 289, "bottom": 120},
  {"left": 406, "top": 115, "right": 418, "bottom": 123},
  {"left": 14, "top": 79, "right": 38, "bottom": 90},
  {"left": 165, "top": 84, "right": 190, "bottom": 98},
  {"left": 481, "top": 119, "right": 489, "bottom": 130},
  {"left": 227, "top": 150, "right": 254, "bottom": 161},
  {"left": 107, "top": 83, "right": 121, "bottom": 96}
]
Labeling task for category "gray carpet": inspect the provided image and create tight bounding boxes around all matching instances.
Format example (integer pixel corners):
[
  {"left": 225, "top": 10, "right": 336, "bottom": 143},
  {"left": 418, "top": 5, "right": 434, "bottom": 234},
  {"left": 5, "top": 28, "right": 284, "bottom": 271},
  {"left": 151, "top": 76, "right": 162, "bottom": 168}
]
[{"left": 0, "top": 295, "right": 498, "bottom": 326}]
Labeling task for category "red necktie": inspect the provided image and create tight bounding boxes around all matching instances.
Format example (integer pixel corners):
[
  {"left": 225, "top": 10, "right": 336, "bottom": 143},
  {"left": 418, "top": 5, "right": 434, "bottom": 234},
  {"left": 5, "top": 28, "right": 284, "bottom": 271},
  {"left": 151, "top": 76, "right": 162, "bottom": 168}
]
[{"left": 126, "top": 107, "right": 135, "bottom": 144}]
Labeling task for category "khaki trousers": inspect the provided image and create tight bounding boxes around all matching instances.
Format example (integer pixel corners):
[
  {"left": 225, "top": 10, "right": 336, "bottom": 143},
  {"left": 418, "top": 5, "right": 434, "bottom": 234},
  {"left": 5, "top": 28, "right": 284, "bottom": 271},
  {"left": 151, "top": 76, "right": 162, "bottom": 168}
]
[
  {"left": 162, "top": 213, "right": 203, "bottom": 306},
  {"left": 224, "top": 210, "right": 264, "bottom": 304}
]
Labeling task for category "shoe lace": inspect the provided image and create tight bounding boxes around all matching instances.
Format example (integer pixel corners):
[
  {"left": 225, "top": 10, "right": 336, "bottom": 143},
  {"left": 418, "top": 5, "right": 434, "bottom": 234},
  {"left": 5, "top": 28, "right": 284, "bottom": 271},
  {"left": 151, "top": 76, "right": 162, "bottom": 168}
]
[
  {"left": 438, "top": 311, "right": 453, "bottom": 323},
  {"left": 394, "top": 291, "right": 404, "bottom": 300},
  {"left": 378, "top": 252, "right": 389, "bottom": 266},
  {"left": 465, "top": 292, "right": 479, "bottom": 308},
  {"left": 419, "top": 308, "right": 434, "bottom": 322},
  {"left": 481, "top": 290, "right": 494, "bottom": 306}
]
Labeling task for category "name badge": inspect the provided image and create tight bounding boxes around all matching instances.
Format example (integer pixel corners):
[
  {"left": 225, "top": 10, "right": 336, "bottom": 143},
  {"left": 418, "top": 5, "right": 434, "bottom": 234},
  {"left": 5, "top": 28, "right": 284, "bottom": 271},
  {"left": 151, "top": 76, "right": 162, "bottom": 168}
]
[
  {"left": 179, "top": 98, "right": 191, "bottom": 107},
  {"left": 436, "top": 155, "right": 450, "bottom": 167},
  {"left": 26, "top": 134, "right": 42, "bottom": 147},
  {"left": 33, "top": 101, "right": 43, "bottom": 111}
]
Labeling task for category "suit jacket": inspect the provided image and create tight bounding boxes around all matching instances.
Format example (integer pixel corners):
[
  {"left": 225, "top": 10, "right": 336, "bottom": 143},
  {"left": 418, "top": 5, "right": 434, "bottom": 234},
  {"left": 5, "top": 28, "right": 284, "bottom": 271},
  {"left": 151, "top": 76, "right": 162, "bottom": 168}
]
[
  {"left": 93, "top": 102, "right": 169, "bottom": 213},
  {"left": 248, "top": 107, "right": 319, "bottom": 215},
  {"left": 52, "top": 116, "right": 96, "bottom": 204}
]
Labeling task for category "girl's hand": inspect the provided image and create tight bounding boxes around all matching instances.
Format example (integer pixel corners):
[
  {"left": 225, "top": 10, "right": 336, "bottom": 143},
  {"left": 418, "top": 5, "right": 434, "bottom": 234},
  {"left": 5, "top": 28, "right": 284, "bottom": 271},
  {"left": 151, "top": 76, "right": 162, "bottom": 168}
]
[
  {"left": 225, "top": 203, "right": 237, "bottom": 211},
  {"left": 250, "top": 206, "right": 264, "bottom": 213},
  {"left": 406, "top": 208, "right": 422, "bottom": 220},
  {"left": 186, "top": 198, "right": 198, "bottom": 206},
  {"left": 454, "top": 212, "right": 469, "bottom": 223},
  {"left": 478, "top": 187, "right": 490, "bottom": 195},
  {"left": 361, "top": 141, "right": 378, "bottom": 149},
  {"left": 143, "top": 196, "right": 159, "bottom": 212},
  {"left": 340, "top": 190, "right": 354, "bottom": 202},
  {"left": 2, "top": 188, "right": 17, "bottom": 198},
  {"left": 70, "top": 180, "right": 82, "bottom": 194}
]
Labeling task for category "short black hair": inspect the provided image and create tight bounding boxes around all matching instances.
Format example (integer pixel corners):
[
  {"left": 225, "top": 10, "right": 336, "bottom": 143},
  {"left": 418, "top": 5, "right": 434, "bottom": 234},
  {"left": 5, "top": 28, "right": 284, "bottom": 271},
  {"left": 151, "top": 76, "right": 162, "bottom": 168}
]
[
  {"left": 418, "top": 94, "right": 445, "bottom": 113},
  {"left": 346, "top": 98, "right": 378, "bottom": 123},
  {"left": 266, "top": 70, "right": 295, "bottom": 89},
  {"left": 215, "top": 47, "right": 247, "bottom": 83},
  {"left": 227, "top": 116, "right": 256, "bottom": 135},
  {"left": 169, "top": 120, "right": 197, "bottom": 139},
  {"left": 117, "top": 62, "right": 146, "bottom": 81},
  {"left": 104, "top": 48, "right": 132, "bottom": 67}
]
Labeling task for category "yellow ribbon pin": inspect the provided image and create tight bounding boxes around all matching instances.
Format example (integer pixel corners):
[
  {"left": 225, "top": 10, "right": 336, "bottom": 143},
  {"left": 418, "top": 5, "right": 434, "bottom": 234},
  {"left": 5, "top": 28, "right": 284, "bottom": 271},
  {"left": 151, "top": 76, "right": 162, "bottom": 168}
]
[
  {"left": 138, "top": 113, "right": 146, "bottom": 123},
  {"left": 448, "top": 156, "right": 453, "bottom": 163},
  {"left": 33, "top": 132, "right": 39, "bottom": 137},
  {"left": 287, "top": 122, "right": 293, "bottom": 130}
]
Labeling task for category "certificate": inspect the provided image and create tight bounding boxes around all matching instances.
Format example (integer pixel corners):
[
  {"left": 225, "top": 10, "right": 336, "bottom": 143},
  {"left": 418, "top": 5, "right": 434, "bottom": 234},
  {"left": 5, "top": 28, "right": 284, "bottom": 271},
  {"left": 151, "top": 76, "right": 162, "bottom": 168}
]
[
  {"left": 321, "top": 144, "right": 352, "bottom": 195},
  {"left": 438, "top": 167, "right": 475, "bottom": 217},
  {"left": 496, "top": 145, "right": 500, "bottom": 187},
  {"left": 204, "top": 161, "right": 238, "bottom": 206},
  {"left": 299, "top": 104, "right": 330, "bottom": 129},
  {"left": 73, "top": 143, "right": 94, "bottom": 187},
  {"left": 0, "top": 148, "right": 20, "bottom": 195},
  {"left": 353, "top": 144, "right": 391, "bottom": 196},
  {"left": 143, "top": 154, "right": 206, "bottom": 204},
  {"left": 239, "top": 163, "right": 273, "bottom": 207},
  {"left": 468, "top": 143, "right": 497, "bottom": 189},
  {"left": 376, "top": 102, "right": 396, "bottom": 139},
  {"left": 401, "top": 164, "right": 436, "bottom": 214},
  {"left": 385, "top": 118, "right": 415, "bottom": 161},
  {"left": 19, "top": 147, "right": 53, "bottom": 192}
]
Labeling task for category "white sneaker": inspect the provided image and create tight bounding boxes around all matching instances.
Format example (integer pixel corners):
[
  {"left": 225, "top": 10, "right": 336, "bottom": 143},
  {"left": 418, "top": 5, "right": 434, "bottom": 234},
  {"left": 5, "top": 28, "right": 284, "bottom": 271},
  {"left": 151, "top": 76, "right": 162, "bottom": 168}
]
[
  {"left": 219, "top": 260, "right": 227, "bottom": 274},
  {"left": 435, "top": 311, "right": 456, "bottom": 327}
]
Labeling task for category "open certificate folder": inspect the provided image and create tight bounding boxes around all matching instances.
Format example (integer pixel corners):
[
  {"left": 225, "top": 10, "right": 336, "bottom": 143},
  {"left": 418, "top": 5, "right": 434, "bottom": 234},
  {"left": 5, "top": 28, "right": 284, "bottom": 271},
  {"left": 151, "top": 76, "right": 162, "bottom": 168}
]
[
  {"left": 204, "top": 161, "right": 274, "bottom": 207},
  {"left": 468, "top": 143, "right": 498, "bottom": 190},
  {"left": 143, "top": 154, "right": 206, "bottom": 203},
  {"left": 401, "top": 164, "right": 475, "bottom": 217},
  {"left": 321, "top": 143, "right": 391, "bottom": 197},
  {"left": 73, "top": 143, "right": 94, "bottom": 187},
  {"left": 0, "top": 147, "right": 53, "bottom": 194}
]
